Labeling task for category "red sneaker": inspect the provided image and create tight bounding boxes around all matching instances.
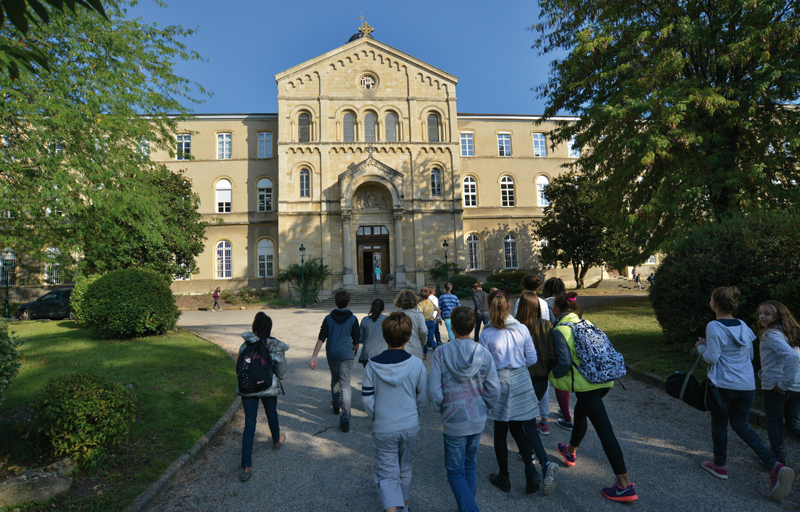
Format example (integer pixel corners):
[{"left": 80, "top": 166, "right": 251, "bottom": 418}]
[
  {"left": 701, "top": 461, "right": 728, "bottom": 480},
  {"left": 768, "top": 462, "right": 795, "bottom": 502}
]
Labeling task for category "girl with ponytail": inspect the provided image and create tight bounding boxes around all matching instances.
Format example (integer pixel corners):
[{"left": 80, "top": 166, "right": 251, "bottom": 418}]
[{"left": 358, "top": 298, "right": 388, "bottom": 366}]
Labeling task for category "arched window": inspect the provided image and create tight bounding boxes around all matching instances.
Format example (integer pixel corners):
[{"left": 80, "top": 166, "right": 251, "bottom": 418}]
[
  {"left": 385, "top": 112, "right": 398, "bottom": 142},
  {"left": 257, "top": 178, "right": 273, "bottom": 212},
  {"left": 298, "top": 113, "right": 310, "bottom": 142},
  {"left": 536, "top": 175, "right": 550, "bottom": 206},
  {"left": 216, "top": 179, "right": 232, "bottom": 213},
  {"left": 462, "top": 176, "right": 477, "bottom": 207},
  {"left": 1, "top": 248, "right": 16, "bottom": 286},
  {"left": 466, "top": 234, "right": 482, "bottom": 271},
  {"left": 299, "top": 169, "right": 310, "bottom": 198},
  {"left": 427, "top": 113, "right": 440, "bottom": 143},
  {"left": 256, "top": 239, "right": 274, "bottom": 278},
  {"left": 504, "top": 233, "right": 519, "bottom": 269},
  {"left": 533, "top": 133, "right": 547, "bottom": 157},
  {"left": 343, "top": 112, "right": 355, "bottom": 142},
  {"left": 215, "top": 240, "right": 232, "bottom": 279},
  {"left": 500, "top": 176, "right": 515, "bottom": 207},
  {"left": 430, "top": 167, "right": 442, "bottom": 197},
  {"left": 364, "top": 112, "right": 377, "bottom": 142},
  {"left": 45, "top": 247, "right": 61, "bottom": 285}
]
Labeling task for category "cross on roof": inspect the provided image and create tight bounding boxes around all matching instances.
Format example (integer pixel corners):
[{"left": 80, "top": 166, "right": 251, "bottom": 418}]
[{"left": 358, "top": 8, "right": 366, "bottom": 24}]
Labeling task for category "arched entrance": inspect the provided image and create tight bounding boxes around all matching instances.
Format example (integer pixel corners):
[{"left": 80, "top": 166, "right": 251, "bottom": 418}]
[{"left": 356, "top": 225, "right": 389, "bottom": 284}]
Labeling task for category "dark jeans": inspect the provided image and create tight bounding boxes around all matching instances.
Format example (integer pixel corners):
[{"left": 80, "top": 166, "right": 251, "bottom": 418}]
[
  {"left": 494, "top": 419, "right": 550, "bottom": 479},
  {"left": 241, "top": 395, "right": 279, "bottom": 468},
  {"left": 710, "top": 387, "right": 776, "bottom": 468},
  {"left": 763, "top": 389, "right": 800, "bottom": 464},
  {"left": 570, "top": 387, "right": 627, "bottom": 475},
  {"left": 329, "top": 359, "right": 354, "bottom": 424},
  {"left": 434, "top": 319, "right": 442, "bottom": 345},
  {"left": 424, "top": 320, "right": 436, "bottom": 354},
  {"left": 531, "top": 376, "right": 549, "bottom": 402},
  {"left": 473, "top": 311, "right": 490, "bottom": 342}
]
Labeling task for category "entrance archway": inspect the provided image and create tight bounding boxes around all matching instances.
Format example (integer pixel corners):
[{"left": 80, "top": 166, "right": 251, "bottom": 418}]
[{"left": 356, "top": 225, "right": 389, "bottom": 285}]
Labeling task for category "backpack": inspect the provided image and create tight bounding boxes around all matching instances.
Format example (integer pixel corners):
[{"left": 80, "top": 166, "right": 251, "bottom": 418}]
[
  {"left": 560, "top": 320, "right": 627, "bottom": 384},
  {"left": 236, "top": 339, "right": 273, "bottom": 394}
]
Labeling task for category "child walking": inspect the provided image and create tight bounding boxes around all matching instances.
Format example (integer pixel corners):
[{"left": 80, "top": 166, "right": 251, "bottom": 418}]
[
  {"left": 211, "top": 287, "right": 222, "bottom": 311},
  {"left": 439, "top": 283, "right": 462, "bottom": 342},
  {"left": 362, "top": 312, "right": 429, "bottom": 512},
  {"left": 418, "top": 287, "right": 440, "bottom": 356},
  {"left": 429, "top": 306, "right": 500, "bottom": 512}
]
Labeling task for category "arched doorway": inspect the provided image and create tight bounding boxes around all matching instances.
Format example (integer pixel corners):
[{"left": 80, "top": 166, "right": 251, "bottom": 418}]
[{"left": 356, "top": 225, "right": 389, "bottom": 284}]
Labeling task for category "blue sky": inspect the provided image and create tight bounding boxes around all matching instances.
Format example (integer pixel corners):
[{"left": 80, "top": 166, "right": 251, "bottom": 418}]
[{"left": 129, "top": 0, "right": 557, "bottom": 115}]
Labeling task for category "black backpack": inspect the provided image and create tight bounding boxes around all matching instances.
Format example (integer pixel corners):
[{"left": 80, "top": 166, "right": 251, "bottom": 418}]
[{"left": 237, "top": 339, "right": 273, "bottom": 394}]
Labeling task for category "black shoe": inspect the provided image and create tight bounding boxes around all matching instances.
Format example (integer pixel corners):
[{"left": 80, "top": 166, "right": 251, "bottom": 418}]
[
  {"left": 489, "top": 473, "right": 511, "bottom": 493},
  {"left": 340, "top": 422, "right": 350, "bottom": 433},
  {"left": 524, "top": 464, "right": 541, "bottom": 495},
  {"left": 333, "top": 407, "right": 340, "bottom": 415}
]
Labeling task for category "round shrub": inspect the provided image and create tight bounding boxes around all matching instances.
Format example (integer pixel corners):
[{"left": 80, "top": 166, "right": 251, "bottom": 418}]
[
  {"left": 0, "top": 319, "right": 22, "bottom": 406},
  {"left": 70, "top": 273, "right": 103, "bottom": 328},
  {"left": 450, "top": 274, "right": 478, "bottom": 291},
  {"left": 34, "top": 373, "right": 136, "bottom": 470},
  {"left": 83, "top": 268, "right": 180, "bottom": 338},
  {"left": 650, "top": 212, "right": 800, "bottom": 348}
]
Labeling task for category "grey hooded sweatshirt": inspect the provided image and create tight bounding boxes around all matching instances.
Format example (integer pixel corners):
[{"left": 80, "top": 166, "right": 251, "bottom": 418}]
[
  {"left": 759, "top": 328, "right": 800, "bottom": 392},
  {"left": 236, "top": 332, "right": 289, "bottom": 397},
  {"left": 697, "top": 319, "right": 756, "bottom": 391},
  {"left": 362, "top": 349, "right": 428, "bottom": 433},
  {"left": 428, "top": 338, "right": 501, "bottom": 437}
]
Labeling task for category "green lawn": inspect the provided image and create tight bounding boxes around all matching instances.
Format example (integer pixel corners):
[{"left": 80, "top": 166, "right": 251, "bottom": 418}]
[{"left": 0, "top": 320, "right": 235, "bottom": 512}]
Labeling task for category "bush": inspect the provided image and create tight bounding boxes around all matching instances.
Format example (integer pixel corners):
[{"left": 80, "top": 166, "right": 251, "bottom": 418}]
[
  {"left": 485, "top": 270, "right": 533, "bottom": 286},
  {"left": 0, "top": 319, "right": 22, "bottom": 406},
  {"left": 82, "top": 268, "right": 180, "bottom": 338},
  {"left": 221, "top": 287, "right": 277, "bottom": 305},
  {"left": 34, "top": 373, "right": 136, "bottom": 470},
  {"left": 450, "top": 274, "right": 477, "bottom": 290},
  {"left": 70, "top": 273, "right": 103, "bottom": 328},
  {"left": 650, "top": 212, "right": 800, "bottom": 348},
  {"left": 277, "top": 258, "right": 331, "bottom": 304}
]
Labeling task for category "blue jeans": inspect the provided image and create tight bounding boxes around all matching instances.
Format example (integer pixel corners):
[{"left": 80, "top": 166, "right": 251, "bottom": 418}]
[
  {"left": 473, "top": 311, "right": 490, "bottom": 342},
  {"left": 424, "top": 320, "right": 436, "bottom": 354},
  {"left": 241, "top": 395, "right": 279, "bottom": 468},
  {"left": 710, "top": 387, "right": 776, "bottom": 468},
  {"left": 329, "top": 359, "right": 354, "bottom": 424},
  {"left": 444, "top": 318, "right": 455, "bottom": 341},
  {"left": 444, "top": 432, "right": 482, "bottom": 512},
  {"left": 763, "top": 389, "right": 800, "bottom": 463}
]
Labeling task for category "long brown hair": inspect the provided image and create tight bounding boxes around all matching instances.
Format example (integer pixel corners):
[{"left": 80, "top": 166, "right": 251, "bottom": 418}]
[
  {"left": 515, "top": 291, "right": 543, "bottom": 336},
  {"left": 758, "top": 300, "right": 800, "bottom": 348},
  {"left": 553, "top": 292, "right": 582, "bottom": 318},
  {"left": 488, "top": 291, "right": 510, "bottom": 329}
]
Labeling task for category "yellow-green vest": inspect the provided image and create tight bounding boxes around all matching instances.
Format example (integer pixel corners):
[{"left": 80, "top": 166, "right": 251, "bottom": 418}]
[{"left": 548, "top": 312, "right": 614, "bottom": 393}]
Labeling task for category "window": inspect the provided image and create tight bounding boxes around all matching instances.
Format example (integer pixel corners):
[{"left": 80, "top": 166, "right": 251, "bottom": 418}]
[
  {"left": 298, "top": 113, "right": 310, "bottom": 142},
  {"left": 500, "top": 176, "right": 515, "bottom": 207},
  {"left": 498, "top": 133, "right": 511, "bottom": 156},
  {"left": 536, "top": 175, "right": 550, "bottom": 206},
  {"left": 533, "top": 133, "right": 547, "bottom": 157},
  {"left": 343, "top": 112, "right": 355, "bottom": 142},
  {"left": 215, "top": 241, "right": 232, "bottom": 279},
  {"left": 430, "top": 168, "right": 442, "bottom": 197},
  {"left": 44, "top": 247, "right": 61, "bottom": 285},
  {"left": 466, "top": 234, "right": 482, "bottom": 271},
  {"left": 356, "top": 226, "right": 389, "bottom": 235},
  {"left": 463, "top": 176, "right": 477, "bottom": 207},
  {"left": 568, "top": 135, "right": 580, "bottom": 158},
  {"left": 217, "top": 133, "right": 232, "bottom": 160},
  {"left": 176, "top": 134, "right": 191, "bottom": 160},
  {"left": 646, "top": 255, "right": 656, "bottom": 264},
  {"left": 385, "top": 112, "right": 398, "bottom": 142},
  {"left": 258, "top": 132, "right": 273, "bottom": 159},
  {"left": 427, "top": 113, "right": 440, "bottom": 143},
  {"left": 257, "top": 239, "right": 275, "bottom": 278},
  {"left": 299, "top": 169, "right": 310, "bottom": 198},
  {"left": 216, "top": 179, "right": 232, "bottom": 213},
  {"left": 139, "top": 139, "right": 150, "bottom": 157},
  {"left": 1, "top": 248, "right": 16, "bottom": 286},
  {"left": 257, "top": 178, "right": 273, "bottom": 212},
  {"left": 504, "top": 233, "right": 519, "bottom": 269},
  {"left": 460, "top": 132, "right": 474, "bottom": 156},
  {"left": 173, "top": 262, "right": 190, "bottom": 281},
  {"left": 364, "top": 112, "right": 376, "bottom": 142}
]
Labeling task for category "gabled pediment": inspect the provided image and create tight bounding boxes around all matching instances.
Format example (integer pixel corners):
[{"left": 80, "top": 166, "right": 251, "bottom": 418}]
[{"left": 338, "top": 154, "right": 404, "bottom": 211}]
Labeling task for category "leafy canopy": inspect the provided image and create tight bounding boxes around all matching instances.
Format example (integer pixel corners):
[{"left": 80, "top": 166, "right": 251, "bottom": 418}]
[{"left": 533, "top": 1, "right": 800, "bottom": 260}]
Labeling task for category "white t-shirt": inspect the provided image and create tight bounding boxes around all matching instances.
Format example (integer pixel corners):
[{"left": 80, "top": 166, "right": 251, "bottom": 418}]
[
  {"left": 513, "top": 296, "right": 552, "bottom": 323},
  {"left": 430, "top": 295, "right": 439, "bottom": 320}
]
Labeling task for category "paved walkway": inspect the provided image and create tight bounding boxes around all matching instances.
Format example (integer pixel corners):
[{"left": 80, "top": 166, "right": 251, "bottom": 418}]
[{"left": 155, "top": 295, "right": 799, "bottom": 511}]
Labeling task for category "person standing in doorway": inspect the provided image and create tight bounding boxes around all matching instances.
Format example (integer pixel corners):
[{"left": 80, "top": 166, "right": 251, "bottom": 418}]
[{"left": 374, "top": 260, "right": 382, "bottom": 294}]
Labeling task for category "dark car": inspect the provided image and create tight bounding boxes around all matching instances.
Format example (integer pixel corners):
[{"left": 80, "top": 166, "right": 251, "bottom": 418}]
[{"left": 15, "top": 289, "right": 73, "bottom": 321}]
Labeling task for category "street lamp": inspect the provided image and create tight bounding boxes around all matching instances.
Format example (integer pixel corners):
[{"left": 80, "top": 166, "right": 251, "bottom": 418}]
[
  {"left": 442, "top": 240, "right": 449, "bottom": 287},
  {"left": 300, "top": 244, "right": 306, "bottom": 308},
  {"left": 2, "top": 260, "right": 12, "bottom": 319}
]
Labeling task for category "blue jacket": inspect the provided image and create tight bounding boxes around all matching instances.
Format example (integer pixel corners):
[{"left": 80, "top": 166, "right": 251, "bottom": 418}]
[{"left": 318, "top": 309, "right": 360, "bottom": 361}]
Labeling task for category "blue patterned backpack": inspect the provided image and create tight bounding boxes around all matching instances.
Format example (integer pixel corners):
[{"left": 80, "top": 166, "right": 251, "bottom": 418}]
[{"left": 560, "top": 320, "right": 627, "bottom": 384}]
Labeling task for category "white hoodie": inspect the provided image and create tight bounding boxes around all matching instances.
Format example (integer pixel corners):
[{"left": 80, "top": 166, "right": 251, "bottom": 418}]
[
  {"left": 362, "top": 349, "right": 429, "bottom": 433},
  {"left": 698, "top": 319, "right": 756, "bottom": 391}
]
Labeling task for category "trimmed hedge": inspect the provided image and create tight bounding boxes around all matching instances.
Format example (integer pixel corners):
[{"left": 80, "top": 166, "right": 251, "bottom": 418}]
[
  {"left": 0, "top": 319, "right": 22, "bottom": 406},
  {"left": 485, "top": 270, "right": 532, "bottom": 285},
  {"left": 650, "top": 212, "right": 800, "bottom": 347},
  {"left": 70, "top": 273, "right": 103, "bottom": 328},
  {"left": 82, "top": 268, "right": 180, "bottom": 338}
]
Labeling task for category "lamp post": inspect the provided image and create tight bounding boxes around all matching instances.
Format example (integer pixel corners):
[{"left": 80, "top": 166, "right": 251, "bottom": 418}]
[
  {"left": 300, "top": 244, "right": 306, "bottom": 308},
  {"left": 2, "top": 260, "right": 11, "bottom": 319},
  {"left": 442, "top": 240, "right": 449, "bottom": 286}
]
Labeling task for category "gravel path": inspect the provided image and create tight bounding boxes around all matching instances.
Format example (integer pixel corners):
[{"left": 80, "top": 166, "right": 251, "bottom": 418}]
[{"left": 154, "top": 297, "right": 799, "bottom": 511}]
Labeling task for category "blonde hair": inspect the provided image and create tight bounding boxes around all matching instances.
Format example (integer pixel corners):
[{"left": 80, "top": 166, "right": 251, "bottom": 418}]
[
  {"left": 712, "top": 286, "right": 741, "bottom": 314},
  {"left": 488, "top": 291, "right": 510, "bottom": 329},
  {"left": 515, "top": 291, "right": 543, "bottom": 336},
  {"left": 758, "top": 301, "right": 800, "bottom": 348}
]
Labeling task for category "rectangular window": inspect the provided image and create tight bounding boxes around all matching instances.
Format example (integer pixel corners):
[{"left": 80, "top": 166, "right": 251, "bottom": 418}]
[
  {"left": 568, "top": 135, "right": 580, "bottom": 158},
  {"left": 257, "top": 132, "right": 272, "bottom": 159},
  {"left": 460, "top": 132, "right": 474, "bottom": 156},
  {"left": 646, "top": 255, "right": 656, "bottom": 264},
  {"left": 533, "top": 133, "right": 547, "bottom": 157},
  {"left": 258, "top": 188, "right": 272, "bottom": 212},
  {"left": 498, "top": 133, "right": 511, "bottom": 156},
  {"left": 217, "top": 133, "right": 232, "bottom": 160},
  {"left": 176, "top": 134, "right": 191, "bottom": 160},
  {"left": 217, "top": 190, "right": 231, "bottom": 213}
]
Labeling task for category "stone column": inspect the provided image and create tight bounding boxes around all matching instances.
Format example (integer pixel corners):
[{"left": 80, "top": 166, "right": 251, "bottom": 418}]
[
  {"left": 342, "top": 211, "right": 355, "bottom": 289},
  {"left": 393, "top": 210, "right": 407, "bottom": 288}
]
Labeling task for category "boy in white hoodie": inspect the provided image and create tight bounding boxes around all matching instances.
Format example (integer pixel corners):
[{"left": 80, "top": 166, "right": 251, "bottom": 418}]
[
  {"left": 362, "top": 312, "right": 429, "bottom": 512},
  {"left": 429, "top": 306, "right": 500, "bottom": 512}
]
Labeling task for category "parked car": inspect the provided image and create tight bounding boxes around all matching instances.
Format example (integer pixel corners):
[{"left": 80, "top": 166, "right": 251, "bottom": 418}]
[{"left": 15, "top": 289, "right": 73, "bottom": 321}]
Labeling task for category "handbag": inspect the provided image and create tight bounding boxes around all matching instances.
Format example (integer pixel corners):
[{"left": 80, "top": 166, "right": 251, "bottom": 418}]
[{"left": 665, "top": 354, "right": 726, "bottom": 413}]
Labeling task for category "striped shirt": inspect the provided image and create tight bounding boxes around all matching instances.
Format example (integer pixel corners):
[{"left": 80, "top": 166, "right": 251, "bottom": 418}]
[{"left": 438, "top": 293, "right": 461, "bottom": 318}]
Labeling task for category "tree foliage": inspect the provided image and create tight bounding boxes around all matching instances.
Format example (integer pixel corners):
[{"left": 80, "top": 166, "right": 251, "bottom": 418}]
[
  {"left": 428, "top": 259, "right": 459, "bottom": 287},
  {"left": 533, "top": 1, "right": 800, "bottom": 261},
  {"left": 0, "top": 318, "right": 22, "bottom": 406},
  {"left": 277, "top": 258, "right": 331, "bottom": 304},
  {"left": 0, "top": 0, "right": 208, "bottom": 281}
]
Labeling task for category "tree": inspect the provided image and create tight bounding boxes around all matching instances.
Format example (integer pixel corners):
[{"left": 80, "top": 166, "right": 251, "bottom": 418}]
[
  {"left": 532, "top": 1, "right": 800, "bottom": 261},
  {"left": 0, "top": 0, "right": 208, "bottom": 280},
  {"left": 428, "top": 259, "right": 459, "bottom": 288},
  {"left": 277, "top": 258, "right": 331, "bottom": 304}
]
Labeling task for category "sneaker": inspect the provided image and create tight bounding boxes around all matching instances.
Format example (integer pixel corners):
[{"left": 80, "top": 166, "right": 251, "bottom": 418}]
[
  {"left": 333, "top": 406, "right": 340, "bottom": 415},
  {"left": 516, "top": 450, "right": 536, "bottom": 464},
  {"left": 537, "top": 421, "right": 550, "bottom": 436},
  {"left": 701, "top": 461, "right": 728, "bottom": 480},
  {"left": 557, "top": 419, "right": 573, "bottom": 431},
  {"left": 768, "top": 462, "right": 795, "bottom": 502},
  {"left": 340, "top": 421, "right": 350, "bottom": 433},
  {"left": 542, "top": 461, "right": 557, "bottom": 496},
  {"left": 524, "top": 463, "right": 541, "bottom": 494},
  {"left": 557, "top": 443, "right": 576, "bottom": 467},
  {"left": 601, "top": 482, "right": 638, "bottom": 502},
  {"left": 489, "top": 473, "right": 511, "bottom": 493},
  {"left": 272, "top": 432, "right": 286, "bottom": 449},
  {"left": 239, "top": 469, "right": 252, "bottom": 482}
]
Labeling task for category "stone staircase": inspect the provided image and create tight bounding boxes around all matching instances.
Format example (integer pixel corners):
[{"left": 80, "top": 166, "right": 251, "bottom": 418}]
[
  {"left": 594, "top": 276, "right": 649, "bottom": 291},
  {"left": 311, "top": 285, "right": 397, "bottom": 309}
]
